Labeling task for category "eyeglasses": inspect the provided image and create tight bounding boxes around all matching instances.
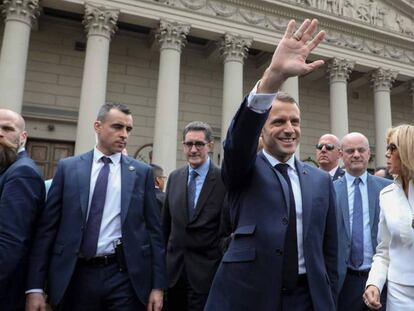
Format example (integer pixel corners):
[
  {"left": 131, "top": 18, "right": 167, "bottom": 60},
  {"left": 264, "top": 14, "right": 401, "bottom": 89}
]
[
  {"left": 183, "top": 141, "right": 208, "bottom": 149},
  {"left": 386, "top": 143, "right": 397, "bottom": 153},
  {"left": 316, "top": 143, "right": 336, "bottom": 151}
]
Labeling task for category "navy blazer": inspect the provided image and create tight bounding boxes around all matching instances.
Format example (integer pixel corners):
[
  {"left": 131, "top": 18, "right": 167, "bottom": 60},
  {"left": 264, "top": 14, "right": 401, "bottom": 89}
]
[
  {"left": 334, "top": 174, "right": 391, "bottom": 290},
  {"left": 205, "top": 100, "right": 338, "bottom": 311},
  {"left": 0, "top": 151, "right": 45, "bottom": 310},
  {"left": 27, "top": 151, "right": 166, "bottom": 306}
]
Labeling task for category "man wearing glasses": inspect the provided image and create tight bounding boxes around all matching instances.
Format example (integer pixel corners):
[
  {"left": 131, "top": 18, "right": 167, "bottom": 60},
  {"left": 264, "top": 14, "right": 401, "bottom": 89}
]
[
  {"left": 315, "top": 134, "right": 345, "bottom": 181},
  {"left": 162, "top": 121, "right": 228, "bottom": 311},
  {"left": 335, "top": 132, "right": 391, "bottom": 311}
]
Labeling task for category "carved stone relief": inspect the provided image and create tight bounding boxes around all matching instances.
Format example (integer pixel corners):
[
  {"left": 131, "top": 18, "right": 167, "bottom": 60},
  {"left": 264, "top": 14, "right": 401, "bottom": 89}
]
[
  {"left": 152, "top": 0, "right": 414, "bottom": 65},
  {"left": 290, "top": 0, "right": 413, "bottom": 38}
]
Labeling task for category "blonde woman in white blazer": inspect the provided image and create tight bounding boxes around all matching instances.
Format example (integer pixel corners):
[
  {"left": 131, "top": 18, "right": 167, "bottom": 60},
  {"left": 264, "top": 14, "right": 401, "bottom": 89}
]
[{"left": 363, "top": 124, "right": 414, "bottom": 310}]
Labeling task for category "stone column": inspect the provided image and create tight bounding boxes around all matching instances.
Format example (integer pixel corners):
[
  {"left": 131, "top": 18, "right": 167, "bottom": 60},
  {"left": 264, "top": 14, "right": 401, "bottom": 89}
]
[
  {"left": 371, "top": 68, "right": 397, "bottom": 167},
  {"left": 327, "top": 58, "right": 354, "bottom": 140},
  {"left": 74, "top": 3, "right": 119, "bottom": 155},
  {"left": 0, "top": 0, "right": 40, "bottom": 113},
  {"left": 280, "top": 77, "right": 300, "bottom": 157},
  {"left": 152, "top": 20, "right": 190, "bottom": 175},
  {"left": 219, "top": 33, "right": 252, "bottom": 146}
]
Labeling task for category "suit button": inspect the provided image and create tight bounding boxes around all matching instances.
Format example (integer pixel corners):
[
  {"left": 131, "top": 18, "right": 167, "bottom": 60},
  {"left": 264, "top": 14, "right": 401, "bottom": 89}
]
[
  {"left": 282, "top": 217, "right": 288, "bottom": 225},
  {"left": 276, "top": 249, "right": 283, "bottom": 256}
]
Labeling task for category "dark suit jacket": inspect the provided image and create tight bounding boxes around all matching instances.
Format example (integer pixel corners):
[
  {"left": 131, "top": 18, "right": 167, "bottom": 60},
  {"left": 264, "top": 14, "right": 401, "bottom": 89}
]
[
  {"left": 154, "top": 187, "right": 166, "bottom": 212},
  {"left": 0, "top": 151, "right": 45, "bottom": 310},
  {"left": 333, "top": 167, "right": 345, "bottom": 181},
  {"left": 334, "top": 174, "right": 391, "bottom": 290},
  {"left": 205, "top": 100, "right": 338, "bottom": 311},
  {"left": 27, "top": 151, "right": 166, "bottom": 306},
  {"left": 162, "top": 162, "right": 228, "bottom": 294}
]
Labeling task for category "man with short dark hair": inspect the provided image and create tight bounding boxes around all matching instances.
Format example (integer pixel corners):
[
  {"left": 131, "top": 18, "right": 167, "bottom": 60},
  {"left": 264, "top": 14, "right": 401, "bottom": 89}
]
[
  {"left": 162, "top": 121, "right": 227, "bottom": 311},
  {"left": 335, "top": 132, "right": 391, "bottom": 311},
  {"left": 316, "top": 133, "right": 344, "bottom": 180},
  {"left": 150, "top": 164, "right": 166, "bottom": 212},
  {"left": 26, "top": 103, "right": 166, "bottom": 311},
  {"left": 205, "top": 19, "right": 338, "bottom": 311},
  {"left": 0, "top": 109, "right": 45, "bottom": 311}
]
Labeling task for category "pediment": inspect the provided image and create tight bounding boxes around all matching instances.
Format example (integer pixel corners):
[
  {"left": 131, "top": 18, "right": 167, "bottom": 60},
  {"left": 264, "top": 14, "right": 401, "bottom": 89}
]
[{"left": 270, "top": 0, "right": 414, "bottom": 38}]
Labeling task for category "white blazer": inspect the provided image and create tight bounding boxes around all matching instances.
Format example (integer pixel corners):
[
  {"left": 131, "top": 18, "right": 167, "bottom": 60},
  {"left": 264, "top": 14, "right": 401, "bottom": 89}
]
[{"left": 366, "top": 180, "right": 414, "bottom": 291}]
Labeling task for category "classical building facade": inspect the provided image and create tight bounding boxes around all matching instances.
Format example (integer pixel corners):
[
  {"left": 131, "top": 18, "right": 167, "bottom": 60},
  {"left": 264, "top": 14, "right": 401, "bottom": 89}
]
[{"left": 1, "top": 0, "right": 413, "bottom": 177}]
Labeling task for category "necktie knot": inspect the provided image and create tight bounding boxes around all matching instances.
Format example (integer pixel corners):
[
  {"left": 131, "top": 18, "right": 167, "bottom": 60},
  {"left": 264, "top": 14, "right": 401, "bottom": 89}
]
[
  {"left": 190, "top": 170, "right": 198, "bottom": 179},
  {"left": 101, "top": 156, "right": 112, "bottom": 165},
  {"left": 275, "top": 163, "right": 289, "bottom": 176},
  {"left": 354, "top": 177, "right": 361, "bottom": 185}
]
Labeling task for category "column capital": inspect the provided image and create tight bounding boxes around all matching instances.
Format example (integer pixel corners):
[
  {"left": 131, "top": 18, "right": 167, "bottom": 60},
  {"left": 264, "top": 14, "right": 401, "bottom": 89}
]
[
  {"left": 219, "top": 33, "right": 252, "bottom": 63},
  {"left": 155, "top": 20, "right": 190, "bottom": 52},
  {"left": 326, "top": 58, "right": 354, "bottom": 82},
  {"left": 371, "top": 68, "right": 398, "bottom": 92},
  {"left": 1, "top": 0, "right": 40, "bottom": 27},
  {"left": 83, "top": 3, "right": 119, "bottom": 40}
]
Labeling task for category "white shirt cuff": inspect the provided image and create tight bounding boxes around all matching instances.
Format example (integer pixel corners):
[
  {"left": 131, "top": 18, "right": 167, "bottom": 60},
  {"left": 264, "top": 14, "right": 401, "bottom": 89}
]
[
  {"left": 25, "top": 289, "right": 44, "bottom": 294},
  {"left": 247, "top": 80, "right": 277, "bottom": 113}
]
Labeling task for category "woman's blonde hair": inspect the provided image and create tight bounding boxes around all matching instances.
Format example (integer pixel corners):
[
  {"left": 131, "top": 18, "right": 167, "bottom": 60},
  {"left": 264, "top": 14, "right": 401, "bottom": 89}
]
[{"left": 386, "top": 124, "right": 414, "bottom": 180}]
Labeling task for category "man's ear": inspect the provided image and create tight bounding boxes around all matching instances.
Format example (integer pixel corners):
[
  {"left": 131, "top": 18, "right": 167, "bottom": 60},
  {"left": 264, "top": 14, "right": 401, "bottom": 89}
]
[
  {"left": 19, "top": 131, "right": 28, "bottom": 147},
  {"left": 94, "top": 120, "right": 101, "bottom": 133}
]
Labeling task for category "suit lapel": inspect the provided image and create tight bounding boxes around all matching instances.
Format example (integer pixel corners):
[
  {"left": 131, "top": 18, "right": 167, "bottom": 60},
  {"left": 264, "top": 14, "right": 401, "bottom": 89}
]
[
  {"left": 338, "top": 177, "right": 351, "bottom": 240},
  {"left": 190, "top": 164, "right": 217, "bottom": 223},
  {"left": 366, "top": 174, "right": 376, "bottom": 235},
  {"left": 120, "top": 155, "right": 136, "bottom": 225},
  {"left": 295, "top": 160, "right": 312, "bottom": 239},
  {"left": 258, "top": 152, "right": 290, "bottom": 216},
  {"left": 77, "top": 151, "right": 93, "bottom": 221},
  {"left": 178, "top": 167, "right": 190, "bottom": 222}
]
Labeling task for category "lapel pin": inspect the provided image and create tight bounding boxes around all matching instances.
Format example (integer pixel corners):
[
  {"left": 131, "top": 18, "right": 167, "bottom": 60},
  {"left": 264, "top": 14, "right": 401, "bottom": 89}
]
[{"left": 128, "top": 166, "right": 135, "bottom": 171}]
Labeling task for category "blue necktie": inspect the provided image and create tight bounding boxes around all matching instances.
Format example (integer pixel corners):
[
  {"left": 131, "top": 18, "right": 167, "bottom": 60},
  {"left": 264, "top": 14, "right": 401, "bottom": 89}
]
[
  {"left": 350, "top": 177, "right": 364, "bottom": 268},
  {"left": 81, "top": 156, "right": 112, "bottom": 259},
  {"left": 187, "top": 170, "right": 198, "bottom": 219},
  {"left": 275, "top": 163, "right": 298, "bottom": 291}
]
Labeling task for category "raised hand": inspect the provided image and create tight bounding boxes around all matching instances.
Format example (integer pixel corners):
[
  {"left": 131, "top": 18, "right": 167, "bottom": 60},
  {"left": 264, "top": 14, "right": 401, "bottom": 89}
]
[{"left": 258, "top": 19, "right": 325, "bottom": 93}]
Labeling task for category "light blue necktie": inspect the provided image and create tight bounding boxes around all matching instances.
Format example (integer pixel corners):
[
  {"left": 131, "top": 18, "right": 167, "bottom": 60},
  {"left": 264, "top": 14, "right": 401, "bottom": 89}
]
[
  {"left": 350, "top": 177, "right": 364, "bottom": 268},
  {"left": 187, "top": 170, "right": 198, "bottom": 219}
]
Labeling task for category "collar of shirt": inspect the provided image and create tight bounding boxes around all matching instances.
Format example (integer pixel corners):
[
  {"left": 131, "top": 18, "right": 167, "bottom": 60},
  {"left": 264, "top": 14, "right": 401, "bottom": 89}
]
[
  {"left": 345, "top": 170, "right": 368, "bottom": 186},
  {"left": 93, "top": 147, "right": 121, "bottom": 165},
  {"left": 188, "top": 157, "right": 210, "bottom": 179},
  {"left": 329, "top": 166, "right": 339, "bottom": 177},
  {"left": 262, "top": 149, "right": 297, "bottom": 173},
  {"left": 18, "top": 146, "right": 25, "bottom": 153}
]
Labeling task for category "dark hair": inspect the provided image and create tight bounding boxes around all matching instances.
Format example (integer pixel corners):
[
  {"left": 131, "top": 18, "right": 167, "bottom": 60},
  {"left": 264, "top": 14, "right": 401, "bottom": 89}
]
[
  {"left": 150, "top": 163, "right": 164, "bottom": 179},
  {"left": 182, "top": 121, "right": 213, "bottom": 142},
  {"left": 275, "top": 91, "right": 299, "bottom": 107},
  {"left": 97, "top": 103, "right": 131, "bottom": 121}
]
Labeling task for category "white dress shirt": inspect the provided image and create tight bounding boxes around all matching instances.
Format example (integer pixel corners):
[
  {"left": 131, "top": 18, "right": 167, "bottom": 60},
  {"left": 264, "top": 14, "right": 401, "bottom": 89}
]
[
  {"left": 89, "top": 148, "right": 122, "bottom": 255},
  {"left": 262, "top": 146, "right": 306, "bottom": 274}
]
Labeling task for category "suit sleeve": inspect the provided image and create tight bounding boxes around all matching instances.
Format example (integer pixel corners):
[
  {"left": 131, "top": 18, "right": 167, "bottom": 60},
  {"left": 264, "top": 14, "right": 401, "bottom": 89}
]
[
  {"left": 143, "top": 167, "right": 167, "bottom": 290},
  {"left": 161, "top": 175, "right": 172, "bottom": 247},
  {"left": 222, "top": 98, "right": 270, "bottom": 191},
  {"left": 26, "top": 161, "right": 65, "bottom": 290},
  {"left": 323, "top": 177, "right": 339, "bottom": 302},
  {"left": 366, "top": 208, "right": 389, "bottom": 292},
  {"left": 0, "top": 165, "right": 45, "bottom": 292}
]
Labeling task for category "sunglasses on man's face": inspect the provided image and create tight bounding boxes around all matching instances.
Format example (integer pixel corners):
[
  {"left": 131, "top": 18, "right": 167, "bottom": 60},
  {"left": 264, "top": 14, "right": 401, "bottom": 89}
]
[{"left": 315, "top": 143, "right": 336, "bottom": 151}]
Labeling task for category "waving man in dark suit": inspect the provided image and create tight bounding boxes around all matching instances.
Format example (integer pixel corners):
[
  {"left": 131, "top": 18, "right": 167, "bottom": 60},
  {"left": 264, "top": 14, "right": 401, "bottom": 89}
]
[{"left": 205, "top": 19, "right": 338, "bottom": 311}]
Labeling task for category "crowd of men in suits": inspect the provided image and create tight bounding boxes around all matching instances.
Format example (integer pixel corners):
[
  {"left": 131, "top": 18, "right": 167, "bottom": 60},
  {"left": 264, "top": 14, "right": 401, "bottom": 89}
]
[{"left": 0, "top": 18, "right": 397, "bottom": 311}]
